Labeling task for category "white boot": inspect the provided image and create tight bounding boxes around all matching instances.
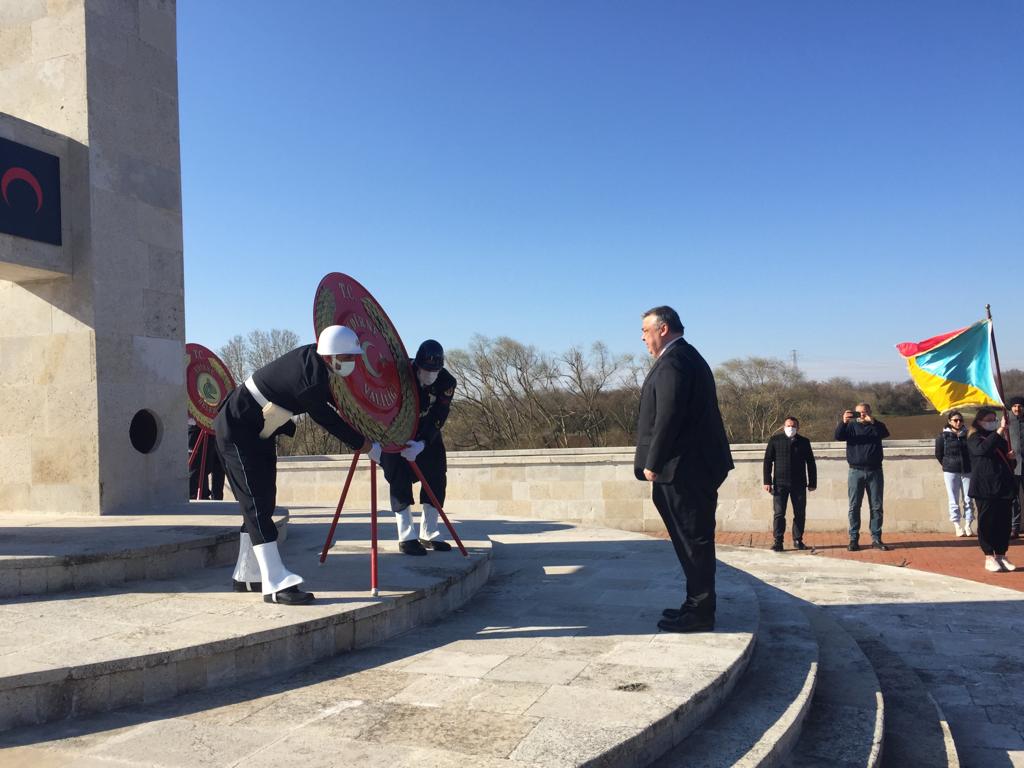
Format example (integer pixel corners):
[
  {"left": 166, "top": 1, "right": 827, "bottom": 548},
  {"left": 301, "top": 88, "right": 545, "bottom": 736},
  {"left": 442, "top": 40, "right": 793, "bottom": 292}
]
[
  {"left": 418, "top": 504, "right": 451, "bottom": 551},
  {"left": 252, "top": 541, "right": 304, "bottom": 595},
  {"left": 394, "top": 505, "right": 416, "bottom": 543},
  {"left": 964, "top": 521, "right": 974, "bottom": 536},
  {"left": 232, "top": 532, "right": 262, "bottom": 592},
  {"left": 953, "top": 521, "right": 965, "bottom": 537},
  {"left": 420, "top": 504, "right": 441, "bottom": 541}
]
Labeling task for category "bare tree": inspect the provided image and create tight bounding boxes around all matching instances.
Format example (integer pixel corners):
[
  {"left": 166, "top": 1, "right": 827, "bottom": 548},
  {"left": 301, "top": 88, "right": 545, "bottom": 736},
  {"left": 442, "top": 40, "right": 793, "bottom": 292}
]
[
  {"left": 715, "top": 357, "right": 805, "bottom": 443},
  {"left": 219, "top": 334, "right": 248, "bottom": 385}
]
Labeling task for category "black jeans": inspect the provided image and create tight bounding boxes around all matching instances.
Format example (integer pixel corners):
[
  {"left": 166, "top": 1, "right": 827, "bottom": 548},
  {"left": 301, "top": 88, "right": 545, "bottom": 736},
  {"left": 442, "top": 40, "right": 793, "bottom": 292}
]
[
  {"left": 976, "top": 497, "right": 1012, "bottom": 556},
  {"left": 1011, "top": 476, "right": 1023, "bottom": 534},
  {"left": 772, "top": 485, "right": 807, "bottom": 542},
  {"left": 652, "top": 476, "right": 717, "bottom": 618}
]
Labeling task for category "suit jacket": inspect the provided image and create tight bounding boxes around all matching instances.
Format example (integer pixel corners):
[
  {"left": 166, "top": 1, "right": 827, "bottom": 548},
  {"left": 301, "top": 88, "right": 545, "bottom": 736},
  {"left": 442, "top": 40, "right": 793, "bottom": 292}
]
[{"left": 634, "top": 338, "right": 734, "bottom": 487}]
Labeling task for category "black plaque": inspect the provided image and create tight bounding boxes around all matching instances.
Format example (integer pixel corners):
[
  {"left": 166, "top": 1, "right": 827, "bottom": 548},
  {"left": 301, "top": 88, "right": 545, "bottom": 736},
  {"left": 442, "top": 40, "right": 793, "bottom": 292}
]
[{"left": 0, "top": 136, "right": 61, "bottom": 246}]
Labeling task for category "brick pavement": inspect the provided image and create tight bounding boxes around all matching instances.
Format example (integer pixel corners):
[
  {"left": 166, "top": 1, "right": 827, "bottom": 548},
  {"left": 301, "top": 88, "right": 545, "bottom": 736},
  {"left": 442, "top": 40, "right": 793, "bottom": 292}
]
[{"left": 697, "top": 530, "right": 1024, "bottom": 592}]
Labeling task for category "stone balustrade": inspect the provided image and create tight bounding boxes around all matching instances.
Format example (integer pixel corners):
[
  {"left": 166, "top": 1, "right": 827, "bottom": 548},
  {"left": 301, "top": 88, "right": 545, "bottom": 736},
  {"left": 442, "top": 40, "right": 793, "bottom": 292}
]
[{"left": 273, "top": 439, "right": 958, "bottom": 534}]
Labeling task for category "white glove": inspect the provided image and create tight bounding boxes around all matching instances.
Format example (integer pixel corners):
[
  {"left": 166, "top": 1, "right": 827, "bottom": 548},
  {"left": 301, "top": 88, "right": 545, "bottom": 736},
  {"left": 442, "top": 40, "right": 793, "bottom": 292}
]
[
  {"left": 367, "top": 442, "right": 382, "bottom": 463},
  {"left": 400, "top": 439, "right": 425, "bottom": 461}
]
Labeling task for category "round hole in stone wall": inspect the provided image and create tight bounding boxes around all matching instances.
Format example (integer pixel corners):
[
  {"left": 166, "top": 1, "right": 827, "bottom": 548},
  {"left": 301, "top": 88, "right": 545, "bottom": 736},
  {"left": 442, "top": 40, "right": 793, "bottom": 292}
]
[{"left": 129, "top": 409, "right": 162, "bottom": 454}]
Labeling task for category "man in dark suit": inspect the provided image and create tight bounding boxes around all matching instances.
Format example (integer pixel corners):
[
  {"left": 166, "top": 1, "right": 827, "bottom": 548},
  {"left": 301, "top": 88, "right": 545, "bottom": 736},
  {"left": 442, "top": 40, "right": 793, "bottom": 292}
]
[{"left": 635, "top": 306, "right": 733, "bottom": 633}]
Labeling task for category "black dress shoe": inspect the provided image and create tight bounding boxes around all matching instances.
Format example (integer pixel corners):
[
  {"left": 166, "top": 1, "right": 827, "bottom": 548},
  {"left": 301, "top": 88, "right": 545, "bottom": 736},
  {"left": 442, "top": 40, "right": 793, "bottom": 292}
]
[
  {"left": 793, "top": 541, "right": 808, "bottom": 551},
  {"left": 263, "top": 585, "right": 315, "bottom": 605},
  {"left": 232, "top": 579, "right": 262, "bottom": 592},
  {"left": 872, "top": 540, "right": 891, "bottom": 551},
  {"left": 661, "top": 605, "right": 689, "bottom": 619},
  {"left": 848, "top": 541, "right": 860, "bottom": 552},
  {"left": 400, "top": 539, "right": 428, "bottom": 556},
  {"left": 419, "top": 538, "right": 452, "bottom": 552},
  {"left": 658, "top": 613, "right": 714, "bottom": 633},
  {"left": 770, "top": 540, "right": 784, "bottom": 552}
]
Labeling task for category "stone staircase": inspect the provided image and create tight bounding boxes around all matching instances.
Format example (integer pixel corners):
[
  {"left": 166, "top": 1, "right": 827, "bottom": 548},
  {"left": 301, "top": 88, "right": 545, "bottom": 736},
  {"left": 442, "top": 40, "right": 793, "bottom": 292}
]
[{"left": 0, "top": 510, "right": 992, "bottom": 766}]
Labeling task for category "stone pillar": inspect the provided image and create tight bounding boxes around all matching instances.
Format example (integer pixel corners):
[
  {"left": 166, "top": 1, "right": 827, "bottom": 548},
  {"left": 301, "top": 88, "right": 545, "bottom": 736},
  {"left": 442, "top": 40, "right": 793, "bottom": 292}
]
[{"left": 0, "top": 0, "right": 186, "bottom": 514}]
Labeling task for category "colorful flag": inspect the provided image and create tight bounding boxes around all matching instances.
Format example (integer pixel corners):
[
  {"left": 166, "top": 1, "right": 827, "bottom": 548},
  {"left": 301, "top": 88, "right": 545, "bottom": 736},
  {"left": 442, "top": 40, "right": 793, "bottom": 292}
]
[{"left": 896, "top": 320, "right": 1003, "bottom": 412}]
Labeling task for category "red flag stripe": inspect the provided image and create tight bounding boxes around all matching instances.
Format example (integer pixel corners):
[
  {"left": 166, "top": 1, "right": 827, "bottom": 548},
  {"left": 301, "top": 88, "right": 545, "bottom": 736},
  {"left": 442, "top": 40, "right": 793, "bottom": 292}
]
[{"left": 896, "top": 325, "right": 971, "bottom": 358}]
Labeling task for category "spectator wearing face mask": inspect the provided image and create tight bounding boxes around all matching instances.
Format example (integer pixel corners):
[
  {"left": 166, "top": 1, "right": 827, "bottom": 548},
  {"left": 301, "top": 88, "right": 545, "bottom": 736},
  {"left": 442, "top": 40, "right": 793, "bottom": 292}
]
[
  {"left": 1006, "top": 396, "right": 1024, "bottom": 539},
  {"left": 967, "top": 407, "right": 1017, "bottom": 573},
  {"left": 763, "top": 416, "right": 817, "bottom": 552},
  {"left": 380, "top": 340, "right": 457, "bottom": 555},
  {"left": 935, "top": 411, "right": 973, "bottom": 537}
]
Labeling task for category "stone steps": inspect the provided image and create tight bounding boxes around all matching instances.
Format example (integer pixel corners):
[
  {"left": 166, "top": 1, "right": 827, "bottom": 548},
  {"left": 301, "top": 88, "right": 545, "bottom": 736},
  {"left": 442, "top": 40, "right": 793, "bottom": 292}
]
[
  {"left": 0, "top": 513, "right": 492, "bottom": 733},
  {"left": 0, "top": 518, "right": 760, "bottom": 767},
  {"left": 840, "top": 621, "right": 960, "bottom": 768},
  {"left": 784, "top": 604, "right": 884, "bottom": 768},
  {"left": 0, "top": 503, "right": 282, "bottom": 598},
  {"left": 650, "top": 576, "right": 819, "bottom": 768}
]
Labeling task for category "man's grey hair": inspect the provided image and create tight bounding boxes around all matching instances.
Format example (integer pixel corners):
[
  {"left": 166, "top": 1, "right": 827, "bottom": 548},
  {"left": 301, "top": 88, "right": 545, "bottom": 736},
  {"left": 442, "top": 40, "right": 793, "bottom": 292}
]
[{"left": 642, "top": 305, "right": 684, "bottom": 335}]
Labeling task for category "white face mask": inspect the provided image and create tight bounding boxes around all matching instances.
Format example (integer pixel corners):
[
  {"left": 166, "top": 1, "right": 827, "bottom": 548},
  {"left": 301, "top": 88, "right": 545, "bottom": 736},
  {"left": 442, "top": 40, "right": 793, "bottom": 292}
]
[
  {"left": 783, "top": 426, "right": 798, "bottom": 437},
  {"left": 418, "top": 369, "right": 439, "bottom": 386},
  {"left": 981, "top": 419, "right": 999, "bottom": 432},
  {"left": 329, "top": 358, "right": 356, "bottom": 378}
]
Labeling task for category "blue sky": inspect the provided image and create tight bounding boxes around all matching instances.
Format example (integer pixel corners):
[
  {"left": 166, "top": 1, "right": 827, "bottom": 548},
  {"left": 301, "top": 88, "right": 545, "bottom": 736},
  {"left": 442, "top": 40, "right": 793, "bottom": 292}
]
[{"left": 178, "top": 1, "right": 1024, "bottom": 381}]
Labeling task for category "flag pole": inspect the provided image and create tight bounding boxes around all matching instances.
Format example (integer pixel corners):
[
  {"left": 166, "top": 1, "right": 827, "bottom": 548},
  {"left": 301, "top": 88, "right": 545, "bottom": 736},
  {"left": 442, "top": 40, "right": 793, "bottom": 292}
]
[{"left": 986, "top": 304, "right": 1008, "bottom": 415}]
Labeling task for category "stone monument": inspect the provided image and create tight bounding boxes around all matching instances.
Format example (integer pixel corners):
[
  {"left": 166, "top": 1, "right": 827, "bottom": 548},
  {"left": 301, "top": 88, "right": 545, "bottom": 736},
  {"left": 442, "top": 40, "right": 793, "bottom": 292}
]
[{"left": 0, "top": 0, "right": 186, "bottom": 514}]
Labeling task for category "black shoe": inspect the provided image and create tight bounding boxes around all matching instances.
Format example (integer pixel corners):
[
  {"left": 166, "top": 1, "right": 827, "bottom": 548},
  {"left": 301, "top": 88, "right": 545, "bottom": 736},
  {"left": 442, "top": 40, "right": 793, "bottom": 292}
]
[
  {"left": 232, "top": 579, "right": 262, "bottom": 593},
  {"left": 661, "top": 604, "right": 689, "bottom": 619},
  {"left": 771, "top": 541, "right": 784, "bottom": 552},
  {"left": 848, "top": 541, "right": 860, "bottom": 552},
  {"left": 657, "top": 613, "right": 714, "bottom": 633},
  {"left": 1011, "top": 531, "right": 1020, "bottom": 540},
  {"left": 419, "top": 538, "right": 452, "bottom": 552},
  {"left": 399, "top": 539, "right": 428, "bottom": 556},
  {"left": 263, "top": 585, "right": 315, "bottom": 605},
  {"left": 872, "top": 540, "right": 891, "bottom": 551},
  {"left": 793, "top": 541, "right": 808, "bottom": 551}
]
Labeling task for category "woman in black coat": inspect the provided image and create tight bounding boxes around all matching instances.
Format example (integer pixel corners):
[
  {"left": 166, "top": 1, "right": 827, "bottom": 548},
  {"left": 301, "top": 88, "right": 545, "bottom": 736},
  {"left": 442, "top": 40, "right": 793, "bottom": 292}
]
[
  {"left": 935, "top": 411, "right": 973, "bottom": 537},
  {"left": 967, "top": 408, "right": 1017, "bottom": 572}
]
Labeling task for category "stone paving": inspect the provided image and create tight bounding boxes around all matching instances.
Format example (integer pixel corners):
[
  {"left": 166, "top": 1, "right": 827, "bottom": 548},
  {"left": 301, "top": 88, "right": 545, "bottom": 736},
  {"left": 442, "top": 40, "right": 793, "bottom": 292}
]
[
  {"left": 0, "top": 518, "right": 758, "bottom": 767},
  {"left": 0, "top": 509, "right": 1022, "bottom": 767}
]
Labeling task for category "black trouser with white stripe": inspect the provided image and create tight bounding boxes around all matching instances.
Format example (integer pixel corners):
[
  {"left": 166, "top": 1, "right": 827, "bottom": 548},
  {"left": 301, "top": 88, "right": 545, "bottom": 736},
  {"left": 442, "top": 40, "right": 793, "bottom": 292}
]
[{"left": 216, "top": 432, "right": 280, "bottom": 545}]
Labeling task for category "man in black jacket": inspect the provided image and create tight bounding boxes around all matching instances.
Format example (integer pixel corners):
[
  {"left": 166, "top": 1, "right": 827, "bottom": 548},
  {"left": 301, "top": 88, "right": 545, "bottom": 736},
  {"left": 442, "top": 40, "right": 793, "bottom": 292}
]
[
  {"left": 635, "top": 306, "right": 733, "bottom": 633},
  {"left": 215, "top": 325, "right": 379, "bottom": 605},
  {"left": 763, "top": 416, "right": 817, "bottom": 552},
  {"left": 380, "top": 340, "right": 457, "bottom": 555},
  {"left": 834, "top": 403, "right": 890, "bottom": 551}
]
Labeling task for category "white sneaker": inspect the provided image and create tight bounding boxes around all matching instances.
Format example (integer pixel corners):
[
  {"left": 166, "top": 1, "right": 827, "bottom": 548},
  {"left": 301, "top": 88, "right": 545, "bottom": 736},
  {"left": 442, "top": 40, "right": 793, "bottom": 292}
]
[
  {"left": 953, "top": 522, "right": 965, "bottom": 537},
  {"left": 964, "top": 522, "right": 974, "bottom": 536},
  {"left": 998, "top": 556, "right": 1016, "bottom": 572},
  {"left": 984, "top": 556, "right": 1003, "bottom": 572}
]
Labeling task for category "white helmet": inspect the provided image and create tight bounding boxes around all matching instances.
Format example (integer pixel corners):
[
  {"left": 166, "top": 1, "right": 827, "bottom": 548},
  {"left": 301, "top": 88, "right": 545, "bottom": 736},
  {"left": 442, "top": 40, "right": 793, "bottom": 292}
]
[{"left": 316, "top": 325, "right": 361, "bottom": 355}]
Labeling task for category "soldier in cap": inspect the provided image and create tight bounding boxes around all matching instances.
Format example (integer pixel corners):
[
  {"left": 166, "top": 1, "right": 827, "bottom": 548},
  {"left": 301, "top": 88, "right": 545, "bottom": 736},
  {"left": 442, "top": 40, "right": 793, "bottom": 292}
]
[
  {"left": 215, "top": 325, "right": 382, "bottom": 605},
  {"left": 380, "top": 339, "right": 457, "bottom": 555}
]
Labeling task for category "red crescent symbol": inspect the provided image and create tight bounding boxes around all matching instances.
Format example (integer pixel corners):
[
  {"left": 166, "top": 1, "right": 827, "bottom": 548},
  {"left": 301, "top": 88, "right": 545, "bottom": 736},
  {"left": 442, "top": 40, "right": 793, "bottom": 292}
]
[{"left": 1, "top": 167, "right": 43, "bottom": 212}]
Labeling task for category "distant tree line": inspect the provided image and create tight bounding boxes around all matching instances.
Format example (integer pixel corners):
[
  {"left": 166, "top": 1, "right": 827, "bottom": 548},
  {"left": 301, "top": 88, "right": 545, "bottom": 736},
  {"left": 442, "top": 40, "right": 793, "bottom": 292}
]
[{"left": 217, "top": 329, "right": 1024, "bottom": 453}]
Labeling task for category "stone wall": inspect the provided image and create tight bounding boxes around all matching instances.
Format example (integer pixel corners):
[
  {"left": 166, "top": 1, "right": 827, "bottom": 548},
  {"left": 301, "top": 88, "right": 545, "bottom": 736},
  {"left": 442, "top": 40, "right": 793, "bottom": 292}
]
[
  {"left": 0, "top": 1, "right": 186, "bottom": 514},
  {"left": 271, "top": 440, "right": 960, "bottom": 534}
]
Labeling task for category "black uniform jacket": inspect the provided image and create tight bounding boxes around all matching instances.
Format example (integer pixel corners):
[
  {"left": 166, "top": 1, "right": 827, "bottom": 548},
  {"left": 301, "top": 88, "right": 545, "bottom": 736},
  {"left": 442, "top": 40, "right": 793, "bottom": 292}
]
[
  {"left": 763, "top": 433, "right": 817, "bottom": 488},
  {"left": 967, "top": 431, "right": 1015, "bottom": 500},
  {"left": 634, "top": 338, "right": 734, "bottom": 488},
  {"left": 414, "top": 366, "right": 456, "bottom": 446},
  {"left": 215, "top": 345, "right": 364, "bottom": 449}
]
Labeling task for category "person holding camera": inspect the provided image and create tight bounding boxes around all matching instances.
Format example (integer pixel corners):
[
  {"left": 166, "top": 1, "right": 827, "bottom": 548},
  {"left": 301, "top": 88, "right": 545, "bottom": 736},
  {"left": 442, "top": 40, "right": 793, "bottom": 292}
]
[
  {"left": 935, "top": 411, "right": 973, "bottom": 537},
  {"left": 966, "top": 408, "right": 1017, "bottom": 572},
  {"left": 834, "top": 402, "right": 891, "bottom": 551},
  {"left": 763, "top": 416, "right": 817, "bottom": 552}
]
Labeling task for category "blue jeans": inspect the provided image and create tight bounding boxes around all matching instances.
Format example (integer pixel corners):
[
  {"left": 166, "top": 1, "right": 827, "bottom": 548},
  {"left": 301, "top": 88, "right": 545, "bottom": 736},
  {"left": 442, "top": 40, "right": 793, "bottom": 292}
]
[{"left": 848, "top": 468, "right": 884, "bottom": 540}]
